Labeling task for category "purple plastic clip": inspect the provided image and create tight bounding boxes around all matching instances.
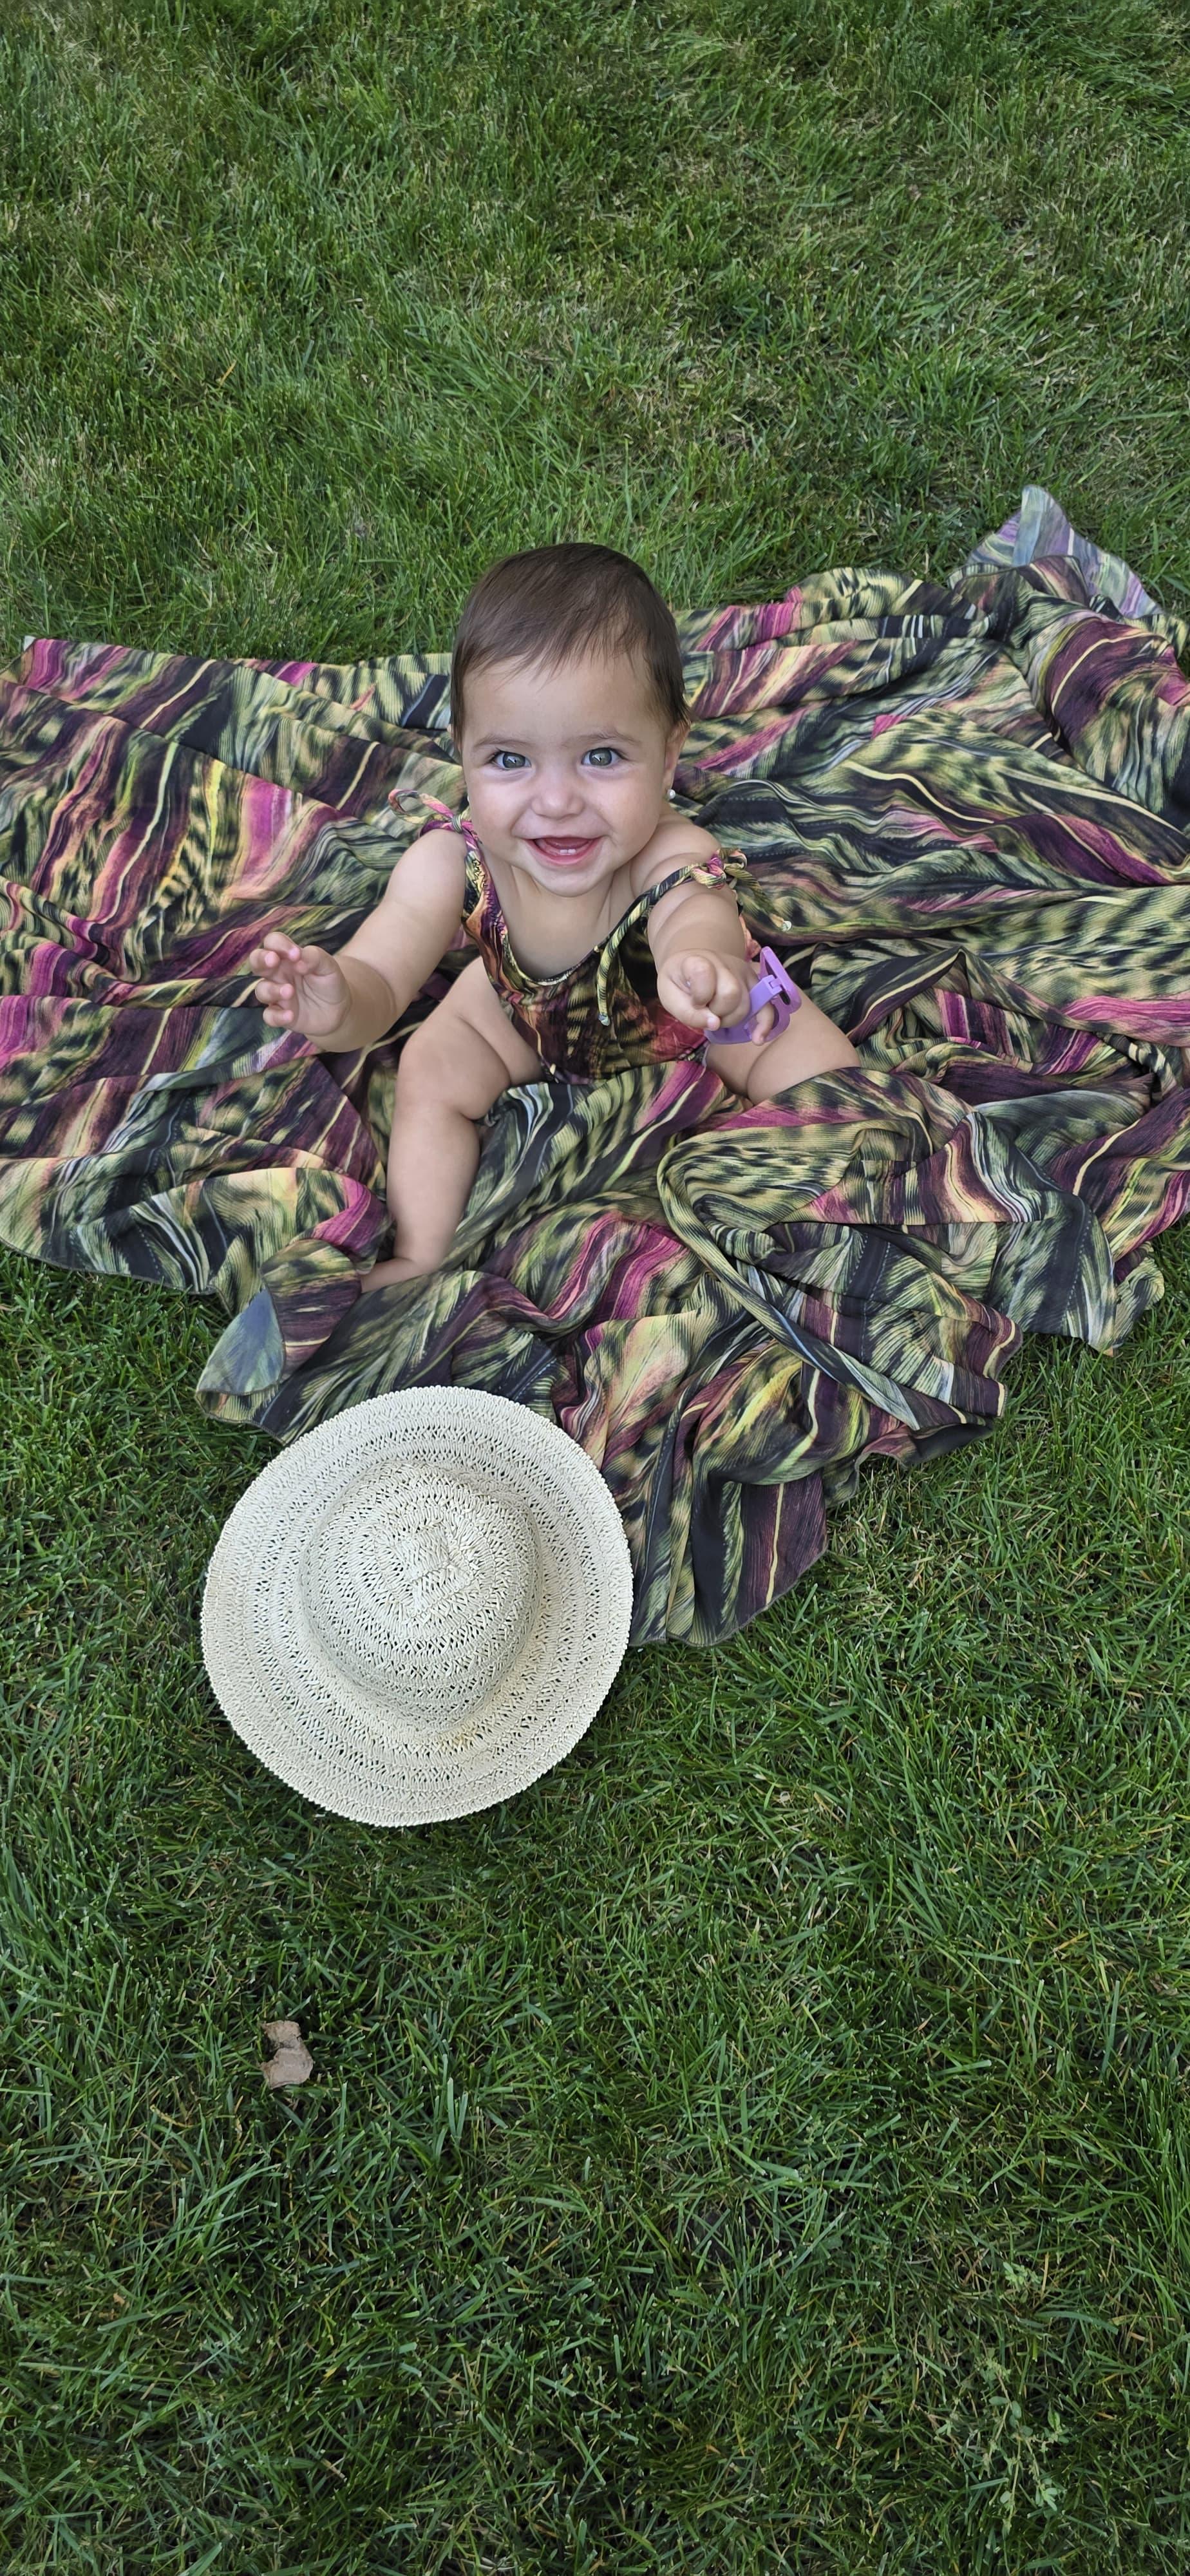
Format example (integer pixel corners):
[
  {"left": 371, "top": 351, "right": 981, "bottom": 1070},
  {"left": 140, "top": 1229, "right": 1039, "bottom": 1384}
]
[{"left": 715, "top": 946, "right": 801, "bottom": 1046}]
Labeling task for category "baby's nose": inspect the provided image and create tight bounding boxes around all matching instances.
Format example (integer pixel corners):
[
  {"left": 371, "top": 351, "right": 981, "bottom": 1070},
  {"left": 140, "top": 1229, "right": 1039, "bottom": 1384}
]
[{"left": 534, "top": 770, "right": 585, "bottom": 816}]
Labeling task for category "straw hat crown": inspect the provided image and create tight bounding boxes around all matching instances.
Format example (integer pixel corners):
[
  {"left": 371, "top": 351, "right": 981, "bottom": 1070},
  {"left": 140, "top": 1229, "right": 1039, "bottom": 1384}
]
[{"left": 202, "top": 1388, "right": 634, "bottom": 1825}]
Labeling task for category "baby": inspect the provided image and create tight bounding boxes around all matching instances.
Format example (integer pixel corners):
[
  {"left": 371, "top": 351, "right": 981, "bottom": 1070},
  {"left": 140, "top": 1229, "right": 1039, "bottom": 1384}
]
[{"left": 250, "top": 544, "right": 857, "bottom": 1287}]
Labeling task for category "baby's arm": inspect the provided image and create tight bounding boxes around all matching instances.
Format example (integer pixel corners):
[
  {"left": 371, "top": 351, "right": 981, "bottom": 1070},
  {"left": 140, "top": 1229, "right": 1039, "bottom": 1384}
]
[
  {"left": 645, "top": 835, "right": 859, "bottom": 1094},
  {"left": 249, "top": 828, "right": 466, "bottom": 1051},
  {"left": 647, "top": 868, "right": 757, "bottom": 1035}
]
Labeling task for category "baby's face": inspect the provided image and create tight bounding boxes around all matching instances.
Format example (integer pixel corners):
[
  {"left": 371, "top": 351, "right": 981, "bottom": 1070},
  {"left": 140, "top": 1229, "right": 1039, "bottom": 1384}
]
[{"left": 458, "top": 647, "right": 685, "bottom": 897}]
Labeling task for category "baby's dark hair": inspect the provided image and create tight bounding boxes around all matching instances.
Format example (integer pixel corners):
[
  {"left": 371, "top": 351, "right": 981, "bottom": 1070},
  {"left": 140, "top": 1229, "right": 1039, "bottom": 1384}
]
[{"left": 450, "top": 543, "right": 688, "bottom": 742}]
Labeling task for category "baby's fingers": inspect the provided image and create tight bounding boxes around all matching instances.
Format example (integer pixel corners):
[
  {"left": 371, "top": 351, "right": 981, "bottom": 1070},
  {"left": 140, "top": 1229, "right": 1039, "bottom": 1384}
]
[
  {"left": 658, "top": 968, "right": 714, "bottom": 1030},
  {"left": 674, "top": 952, "right": 719, "bottom": 1011},
  {"left": 690, "top": 956, "right": 719, "bottom": 1003},
  {"left": 290, "top": 942, "right": 335, "bottom": 976},
  {"left": 254, "top": 978, "right": 296, "bottom": 1023},
  {"left": 249, "top": 934, "right": 300, "bottom": 972}
]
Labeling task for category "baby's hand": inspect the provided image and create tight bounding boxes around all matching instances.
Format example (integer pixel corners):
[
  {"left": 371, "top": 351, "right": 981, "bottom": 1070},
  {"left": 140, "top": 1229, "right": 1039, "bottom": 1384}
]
[
  {"left": 657, "top": 951, "right": 773, "bottom": 1041},
  {"left": 249, "top": 933, "right": 350, "bottom": 1036}
]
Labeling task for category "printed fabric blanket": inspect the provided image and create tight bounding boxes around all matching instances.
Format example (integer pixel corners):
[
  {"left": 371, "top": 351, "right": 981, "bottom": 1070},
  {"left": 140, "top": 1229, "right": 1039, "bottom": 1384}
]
[{"left": 2, "top": 488, "right": 1189, "bottom": 1645}]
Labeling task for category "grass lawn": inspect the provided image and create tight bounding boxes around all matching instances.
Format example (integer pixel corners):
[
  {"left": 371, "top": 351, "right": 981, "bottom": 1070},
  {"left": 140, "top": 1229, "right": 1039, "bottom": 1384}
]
[{"left": 3, "top": 0, "right": 1190, "bottom": 2565}]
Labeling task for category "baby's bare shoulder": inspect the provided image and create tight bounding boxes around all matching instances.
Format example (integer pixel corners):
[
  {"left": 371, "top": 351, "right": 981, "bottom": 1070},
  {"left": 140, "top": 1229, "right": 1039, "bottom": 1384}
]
[
  {"left": 383, "top": 824, "right": 468, "bottom": 912},
  {"left": 629, "top": 818, "right": 721, "bottom": 896}
]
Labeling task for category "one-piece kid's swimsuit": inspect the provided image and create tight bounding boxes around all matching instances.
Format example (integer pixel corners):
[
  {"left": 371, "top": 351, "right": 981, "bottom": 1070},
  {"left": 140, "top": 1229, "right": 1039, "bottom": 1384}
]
[{"left": 397, "top": 792, "right": 753, "bottom": 1085}]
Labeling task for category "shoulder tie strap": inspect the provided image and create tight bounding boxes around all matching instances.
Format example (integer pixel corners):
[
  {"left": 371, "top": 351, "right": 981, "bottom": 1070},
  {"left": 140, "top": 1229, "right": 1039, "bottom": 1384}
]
[{"left": 390, "top": 788, "right": 486, "bottom": 872}]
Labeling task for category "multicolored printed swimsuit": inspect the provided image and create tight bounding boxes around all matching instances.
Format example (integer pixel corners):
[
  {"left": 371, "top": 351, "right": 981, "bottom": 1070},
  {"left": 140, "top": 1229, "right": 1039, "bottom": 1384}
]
[{"left": 402, "top": 794, "right": 752, "bottom": 1084}]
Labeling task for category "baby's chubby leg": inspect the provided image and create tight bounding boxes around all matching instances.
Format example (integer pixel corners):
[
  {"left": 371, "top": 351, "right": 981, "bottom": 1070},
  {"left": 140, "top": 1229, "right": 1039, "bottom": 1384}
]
[
  {"left": 706, "top": 987, "right": 858, "bottom": 1104},
  {"left": 363, "top": 958, "right": 540, "bottom": 1289}
]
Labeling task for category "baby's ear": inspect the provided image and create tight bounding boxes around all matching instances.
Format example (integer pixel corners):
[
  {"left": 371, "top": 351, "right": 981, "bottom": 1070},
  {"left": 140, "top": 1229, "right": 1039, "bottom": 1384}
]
[{"left": 663, "top": 718, "right": 689, "bottom": 785}]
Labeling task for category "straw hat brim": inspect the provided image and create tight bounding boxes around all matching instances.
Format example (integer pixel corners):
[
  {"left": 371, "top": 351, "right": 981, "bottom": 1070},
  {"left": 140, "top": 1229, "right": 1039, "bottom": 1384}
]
[{"left": 201, "top": 1387, "right": 634, "bottom": 1826}]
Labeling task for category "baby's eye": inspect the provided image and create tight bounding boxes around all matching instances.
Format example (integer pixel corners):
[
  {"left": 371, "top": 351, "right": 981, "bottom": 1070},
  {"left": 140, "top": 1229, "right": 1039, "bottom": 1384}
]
[
  {"left": 490, "top": 750, "right": 528, "bottom": 772},
  {"left": 583, "top": 746, "right": 621, "bottom": 770}
]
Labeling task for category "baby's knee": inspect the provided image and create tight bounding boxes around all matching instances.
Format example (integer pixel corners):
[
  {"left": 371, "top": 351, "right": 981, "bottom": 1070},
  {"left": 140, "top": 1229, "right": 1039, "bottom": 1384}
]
[
  {"left": 395, "top": 1018, "right": 451, "bottom": 1102},
  {"left": 743, "top": 1024, "right": 858, "bottom": 1104},
  {"left": 395, "top": 1004, "right": 509, "bottom": 1125}
]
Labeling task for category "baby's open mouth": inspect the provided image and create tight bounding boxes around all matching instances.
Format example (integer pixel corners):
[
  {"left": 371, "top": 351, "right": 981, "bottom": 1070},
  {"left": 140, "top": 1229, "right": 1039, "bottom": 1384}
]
[{"left": 529, "top": 836, "right": 601, "bottom": 865}]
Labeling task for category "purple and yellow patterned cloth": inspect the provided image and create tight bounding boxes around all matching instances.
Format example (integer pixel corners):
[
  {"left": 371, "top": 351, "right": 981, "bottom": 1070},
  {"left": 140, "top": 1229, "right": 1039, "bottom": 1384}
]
[{"left": 2, "top": 489, "right": 1188, "bottom": 1644}]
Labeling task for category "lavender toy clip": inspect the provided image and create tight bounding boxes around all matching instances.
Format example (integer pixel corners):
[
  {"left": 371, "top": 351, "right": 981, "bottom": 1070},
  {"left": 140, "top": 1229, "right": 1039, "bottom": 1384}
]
[{"left": 715, "top": 946, "right": 802, "bottom": 1046}]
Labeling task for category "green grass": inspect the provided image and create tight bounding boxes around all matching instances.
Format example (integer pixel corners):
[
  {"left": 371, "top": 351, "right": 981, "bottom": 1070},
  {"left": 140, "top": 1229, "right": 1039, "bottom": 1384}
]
[{"left": 3, "top": 0, "right": 1190, "bottom": 2564}]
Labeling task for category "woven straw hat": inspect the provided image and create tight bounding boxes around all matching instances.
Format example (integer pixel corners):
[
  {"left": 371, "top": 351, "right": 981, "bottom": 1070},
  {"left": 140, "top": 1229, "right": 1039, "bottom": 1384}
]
[{"left": 201, "top": 1388, "right": 634, "bottom": 1826}]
